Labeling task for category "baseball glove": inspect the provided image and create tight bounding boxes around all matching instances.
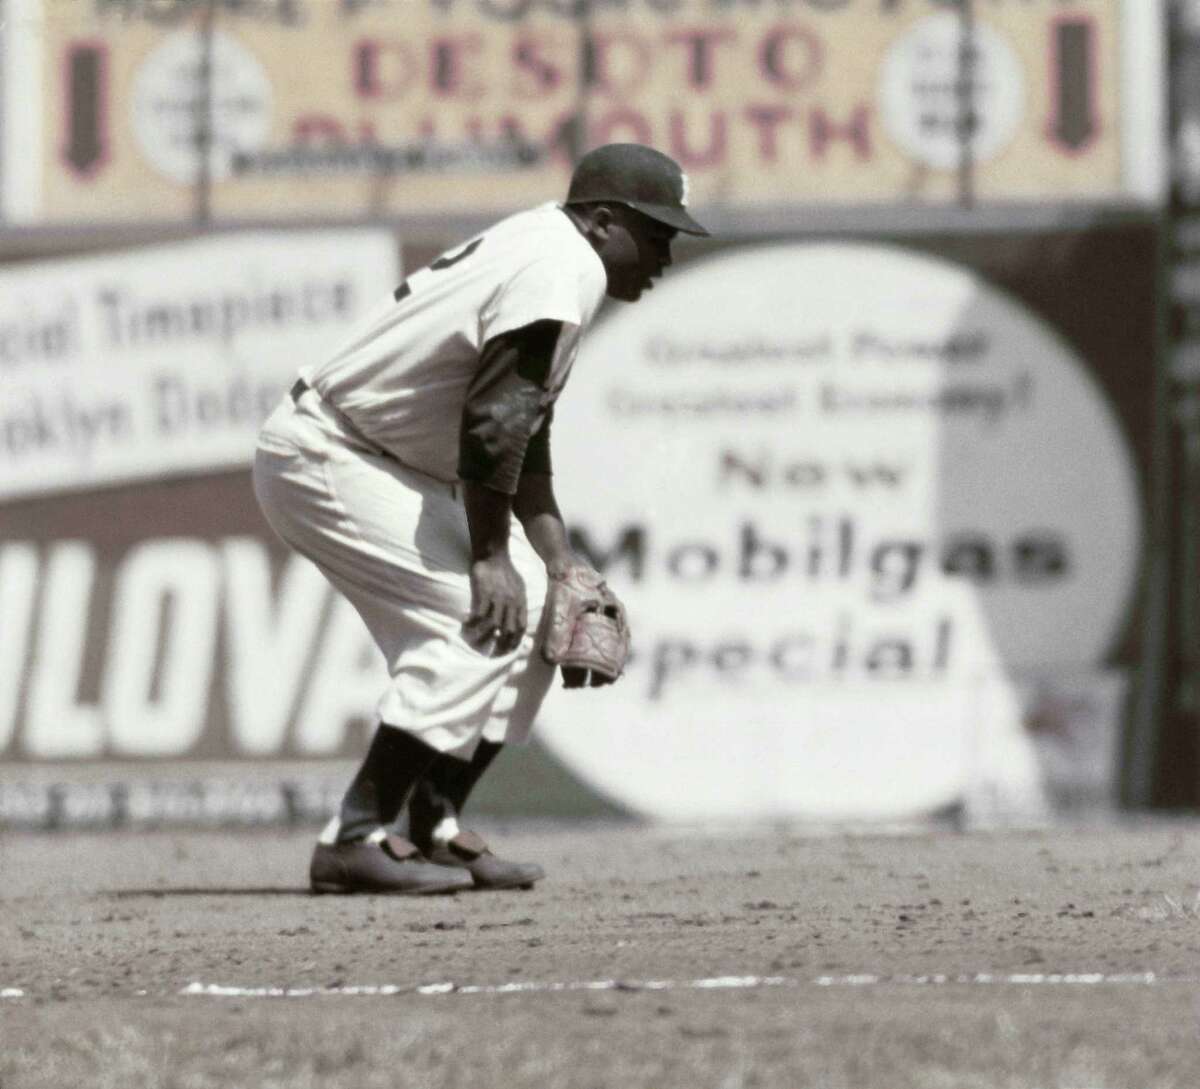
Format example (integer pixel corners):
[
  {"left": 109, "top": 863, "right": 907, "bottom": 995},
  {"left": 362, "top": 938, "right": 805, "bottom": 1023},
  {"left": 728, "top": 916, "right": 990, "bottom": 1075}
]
[{"left": 541, "top": 564, "right": 630, "bottom": 688}]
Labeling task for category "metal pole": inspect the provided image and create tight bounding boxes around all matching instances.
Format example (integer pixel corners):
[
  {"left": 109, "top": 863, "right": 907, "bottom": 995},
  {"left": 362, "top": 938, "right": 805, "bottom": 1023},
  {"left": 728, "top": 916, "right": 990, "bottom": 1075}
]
[
  {"left": 568, "top": 1, "right": 593, "bottom": 167},
  {"left": 1171, "top": 0, "right": 1200, "bottom": 803},
  {"left": 194, "top": 0, "right": 216, "bottom": 225},
  {"left": 1125, "top": 211, "right": 1177, "bottom": 807},
  {"left": 956, "top": 0, "right": 976, "bottom": 209},
  {"left": 1127, "top": 0, "right": 1193, "bottom": 805}
]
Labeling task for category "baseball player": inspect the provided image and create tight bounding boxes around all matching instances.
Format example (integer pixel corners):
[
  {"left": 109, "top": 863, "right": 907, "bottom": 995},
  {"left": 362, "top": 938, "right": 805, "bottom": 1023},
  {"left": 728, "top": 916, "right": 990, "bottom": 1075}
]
[{"left": 253, "top": 143, "right": 708, "bottom": 894}]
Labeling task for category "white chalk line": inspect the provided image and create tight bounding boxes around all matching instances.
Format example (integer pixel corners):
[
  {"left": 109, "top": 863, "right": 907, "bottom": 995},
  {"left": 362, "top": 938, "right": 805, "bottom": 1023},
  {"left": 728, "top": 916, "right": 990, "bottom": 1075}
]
[
  {"left": 2, "top": 972, "right": 1191, "bottom": 1003},
  {"left": 177, "top": 971, "right": 1184, "bottom": 1000}
]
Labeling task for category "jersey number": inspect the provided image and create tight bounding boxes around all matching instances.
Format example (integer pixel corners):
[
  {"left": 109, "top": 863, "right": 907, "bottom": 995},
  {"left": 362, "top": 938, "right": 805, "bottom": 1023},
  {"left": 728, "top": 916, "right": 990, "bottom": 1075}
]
[
  {"left": 431, "top": 237, "right": 483, "bottom": 270},
  {"left": 394, "top": 237, "right": 483, "bottom": 301}
]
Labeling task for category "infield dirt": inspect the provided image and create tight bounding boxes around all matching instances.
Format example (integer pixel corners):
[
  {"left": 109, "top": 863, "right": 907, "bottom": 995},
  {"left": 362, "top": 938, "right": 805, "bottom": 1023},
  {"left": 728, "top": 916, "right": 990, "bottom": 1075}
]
[{"left": 2, "top": 819, "right": 1200, "bottom": 1088}]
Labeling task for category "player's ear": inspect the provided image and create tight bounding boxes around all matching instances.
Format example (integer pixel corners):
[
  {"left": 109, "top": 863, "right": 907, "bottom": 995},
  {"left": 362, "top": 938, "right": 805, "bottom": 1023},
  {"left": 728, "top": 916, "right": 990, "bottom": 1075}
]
[
  {"left": 564, "top": 202, "right": 617, "bottom": 254},
  {"left": 589, "top": 204, "right": 616, "bottom": 241}
]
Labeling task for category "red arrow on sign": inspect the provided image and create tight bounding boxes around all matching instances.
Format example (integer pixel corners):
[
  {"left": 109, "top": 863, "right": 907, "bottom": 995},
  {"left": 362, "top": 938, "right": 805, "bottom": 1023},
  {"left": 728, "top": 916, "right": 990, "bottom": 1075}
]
[
  {"left": 1047, "top": 16, "right": 1099, "bottom": 155},
  {"left": 63, "top": 42, "right": 109, "bottom": 178}
]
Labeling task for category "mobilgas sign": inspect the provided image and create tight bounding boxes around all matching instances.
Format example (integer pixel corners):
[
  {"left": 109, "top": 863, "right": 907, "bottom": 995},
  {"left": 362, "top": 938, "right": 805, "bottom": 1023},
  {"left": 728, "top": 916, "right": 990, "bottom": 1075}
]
[{"left": 538, "top": 242, "right": 1144, "bottom": 820}]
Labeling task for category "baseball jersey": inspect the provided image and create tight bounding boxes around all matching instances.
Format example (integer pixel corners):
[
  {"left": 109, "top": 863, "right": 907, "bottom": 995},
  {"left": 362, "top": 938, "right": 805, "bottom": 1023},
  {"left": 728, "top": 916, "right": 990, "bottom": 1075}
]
[{"left": 300, "top": 202, "right": 608, "bottom": 483}]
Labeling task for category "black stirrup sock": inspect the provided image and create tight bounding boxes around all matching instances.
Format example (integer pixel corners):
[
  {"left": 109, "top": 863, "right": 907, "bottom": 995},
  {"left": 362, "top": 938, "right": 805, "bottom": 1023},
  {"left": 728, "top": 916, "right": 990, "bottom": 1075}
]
[
  {"left": 404, "top": 739, "right": 504, "bottom": 852},
  {"left": 336, "top": 724, "right": 442, "bottom": 843}
]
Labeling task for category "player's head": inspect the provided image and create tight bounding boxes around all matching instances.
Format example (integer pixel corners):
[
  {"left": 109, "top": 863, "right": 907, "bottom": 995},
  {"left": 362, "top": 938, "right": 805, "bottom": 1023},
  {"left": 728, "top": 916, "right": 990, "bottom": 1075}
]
[
  {"left": 564, "top": 143, "right": 709, "bottom": 302},
  {"left": 566, "top": 144, "right": 709, "bottom": 238}
]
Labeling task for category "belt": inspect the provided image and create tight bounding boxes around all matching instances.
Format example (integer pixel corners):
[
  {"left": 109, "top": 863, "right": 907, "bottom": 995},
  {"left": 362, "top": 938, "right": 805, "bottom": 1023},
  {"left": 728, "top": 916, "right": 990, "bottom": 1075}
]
[
  {"left": 290, "top": 377, "right": 312, "bottom": 404},
  {"left": 289, "top": 376, "right": 377, "bottom": 450}
]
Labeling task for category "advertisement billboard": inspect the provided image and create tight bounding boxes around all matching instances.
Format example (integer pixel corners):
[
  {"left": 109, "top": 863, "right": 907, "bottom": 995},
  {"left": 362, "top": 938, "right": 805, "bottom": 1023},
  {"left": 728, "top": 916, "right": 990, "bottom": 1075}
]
[
  {"left": 1, "top": 0, "right": 1165, "bottom": 226},
  {"left": 541, "top": 232, "right": 1153, "bottom": 820},
  {"left": 0, "top": 229, "right": 398, "bottom": 499}
]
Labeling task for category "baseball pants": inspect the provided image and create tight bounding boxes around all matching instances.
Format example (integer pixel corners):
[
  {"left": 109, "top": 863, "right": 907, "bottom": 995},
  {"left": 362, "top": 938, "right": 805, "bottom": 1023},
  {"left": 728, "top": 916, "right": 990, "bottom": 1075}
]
[{"left": 252, "top": 387, "right": 556, "bottom": 756}]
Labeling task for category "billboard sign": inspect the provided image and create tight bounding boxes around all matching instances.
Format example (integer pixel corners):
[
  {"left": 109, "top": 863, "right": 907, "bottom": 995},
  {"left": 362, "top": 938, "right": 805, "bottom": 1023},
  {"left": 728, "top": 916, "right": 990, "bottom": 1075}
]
[
  {"left": 540, "top": 239, "right": 1148, "bottom": 820},
  {"left": 1, "top": 0, "right": 1165, "bottom": 225},
  {"left": 0, "top": 230, "right": 398, "bottom": 500}
]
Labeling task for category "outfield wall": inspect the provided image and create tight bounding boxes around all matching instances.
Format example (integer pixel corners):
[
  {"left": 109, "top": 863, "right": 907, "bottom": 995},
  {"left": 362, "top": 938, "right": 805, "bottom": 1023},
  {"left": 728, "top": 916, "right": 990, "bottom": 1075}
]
[
  {"left": 0, "top": 0, "right": 1172, "bottom": 825},
  {"left": 0, "top": 216, "right": 1161, "bottom": 825}
]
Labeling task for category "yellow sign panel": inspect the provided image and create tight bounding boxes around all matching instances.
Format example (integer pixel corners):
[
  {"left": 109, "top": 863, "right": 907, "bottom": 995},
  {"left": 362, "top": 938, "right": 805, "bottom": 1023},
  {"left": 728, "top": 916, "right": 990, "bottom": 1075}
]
[{"left": 24, "top": 0, "right": 1127, "bottom": 224}]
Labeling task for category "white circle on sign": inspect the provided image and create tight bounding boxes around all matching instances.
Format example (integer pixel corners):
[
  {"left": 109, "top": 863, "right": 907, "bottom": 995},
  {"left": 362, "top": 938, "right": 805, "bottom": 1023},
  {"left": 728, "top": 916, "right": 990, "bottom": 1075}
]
[
  {"left": 879, "top": 13, "right": 1025, "bottom": 171},
  {"left": 538, "top": 243, "right": 1141, "bottom": 822},
  {"left": 132, "top": 30, "right": 272, "bottom": 185}
]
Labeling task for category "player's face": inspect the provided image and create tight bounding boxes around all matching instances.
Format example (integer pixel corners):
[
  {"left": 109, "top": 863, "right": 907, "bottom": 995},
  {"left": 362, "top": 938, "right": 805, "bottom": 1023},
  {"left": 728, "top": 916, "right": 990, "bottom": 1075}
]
[{"left": 597, "top": 205, "right": 678, "bottom": 302}]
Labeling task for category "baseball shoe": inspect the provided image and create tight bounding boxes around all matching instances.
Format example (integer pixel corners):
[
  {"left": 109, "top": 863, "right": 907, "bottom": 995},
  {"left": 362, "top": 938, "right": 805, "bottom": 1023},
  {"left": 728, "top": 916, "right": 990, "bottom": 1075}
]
[
  {"left": 309, "top": 834, "right": 473, "bottom": 895},
  {"left": 426, "top": 829, "right": 545, "bottom": 891}
]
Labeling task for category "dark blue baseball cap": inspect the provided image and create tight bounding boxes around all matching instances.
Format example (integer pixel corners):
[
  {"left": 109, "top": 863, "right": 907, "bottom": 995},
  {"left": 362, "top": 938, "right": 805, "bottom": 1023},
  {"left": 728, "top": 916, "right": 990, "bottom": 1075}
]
[{"left": 565, "top": 143, "right": 710, "bottom": 237}]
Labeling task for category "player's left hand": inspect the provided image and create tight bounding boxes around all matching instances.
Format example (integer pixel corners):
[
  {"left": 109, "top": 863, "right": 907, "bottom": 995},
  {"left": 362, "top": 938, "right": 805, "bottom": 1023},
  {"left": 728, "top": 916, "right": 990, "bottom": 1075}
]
[{"left": 540, "top": 561, "right": 630, "bottom": 687}]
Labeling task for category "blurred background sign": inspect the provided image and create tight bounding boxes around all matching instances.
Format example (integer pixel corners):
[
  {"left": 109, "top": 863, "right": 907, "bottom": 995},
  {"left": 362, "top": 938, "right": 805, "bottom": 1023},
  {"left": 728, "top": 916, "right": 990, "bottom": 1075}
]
[
  {"left": 0, "top": 0, "right": 1162, "bottom": 226},
  {"left": 0, "top": 230, "right": 396, "bottom": 499},
  {"left": 0, "top": 230, "right": 399, "bottom": 774},
  {"left": 542, "top": 228, "right": 1155, "bottom": 822}
]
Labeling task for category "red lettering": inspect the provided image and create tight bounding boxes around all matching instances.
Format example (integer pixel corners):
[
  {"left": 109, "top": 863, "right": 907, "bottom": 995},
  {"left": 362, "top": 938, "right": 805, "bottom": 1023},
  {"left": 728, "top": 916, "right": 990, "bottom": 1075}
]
[
  {"left": 810, "top": 104, "right": 872, "bottom": 159},
  {"left": 352, "top": 39, "right": 416, "bottom": 101},
  {"left": 431, "top": 35, "right": 484, "bottom": 99},
  {"left": 584, "top": 31, "right": 652, "bottom": 98},
  {"left": 292, "top": 115, "right": 347, "bottom": 143},
  {"left": 511, "top": 34, "right": 568, "bottom": 98},
  {"left": 665, "top": 27, "right": 737, "bottom": 91},
  {"left": 744, "top": 104, "right": 793, "bottom": 162},
  {"left": 758, "top": 24, "right": 822, "bottom": 93},
  {"left": 406, "top": 111, "right": 578, "bottom": 163},
  {"left": 669, "top": 110, "right": 728, "bottom": 167},
  {"left": 496, "top": 112, "right": 579, "bottom": 166}
]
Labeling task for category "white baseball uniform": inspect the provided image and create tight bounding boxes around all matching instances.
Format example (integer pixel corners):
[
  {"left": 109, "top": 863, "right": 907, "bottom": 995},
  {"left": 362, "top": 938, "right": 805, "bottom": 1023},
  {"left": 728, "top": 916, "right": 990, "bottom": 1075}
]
[{"left": 253, "top": 202, "right": 607, "bottom": 755}]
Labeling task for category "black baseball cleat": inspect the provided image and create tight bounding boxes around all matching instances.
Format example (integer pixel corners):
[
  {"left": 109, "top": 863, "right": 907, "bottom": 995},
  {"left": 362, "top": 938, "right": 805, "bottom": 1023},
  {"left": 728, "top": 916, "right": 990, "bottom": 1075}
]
[
  {"left": 310, "top": 834, "right": 473, "bottom": 895},
  {"left": 426, "top": 829, "right": 545, "bottom": 891}
]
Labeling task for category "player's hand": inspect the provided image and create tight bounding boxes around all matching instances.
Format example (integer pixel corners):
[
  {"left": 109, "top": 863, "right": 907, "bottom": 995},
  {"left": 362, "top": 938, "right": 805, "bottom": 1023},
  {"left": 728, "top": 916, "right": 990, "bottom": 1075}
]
[{"left": 468, "top": 554, "right": 527, "bottom": 654}]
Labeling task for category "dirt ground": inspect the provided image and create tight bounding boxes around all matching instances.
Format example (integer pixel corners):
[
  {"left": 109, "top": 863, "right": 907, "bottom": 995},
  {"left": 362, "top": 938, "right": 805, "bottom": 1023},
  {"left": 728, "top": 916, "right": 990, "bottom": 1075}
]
[{"left": 2, "top": 818, "right": 1200, "bottom": 1089}]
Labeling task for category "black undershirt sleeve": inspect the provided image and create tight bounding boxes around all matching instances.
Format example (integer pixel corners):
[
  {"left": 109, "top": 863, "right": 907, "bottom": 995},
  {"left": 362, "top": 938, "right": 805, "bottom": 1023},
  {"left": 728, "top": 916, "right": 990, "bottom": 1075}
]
[
  {"left": 457, "top": 319, "right": 562, "bottom": 495},
  {"left": 521, "top": 404, "right": 553, "bottom": 478}
]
